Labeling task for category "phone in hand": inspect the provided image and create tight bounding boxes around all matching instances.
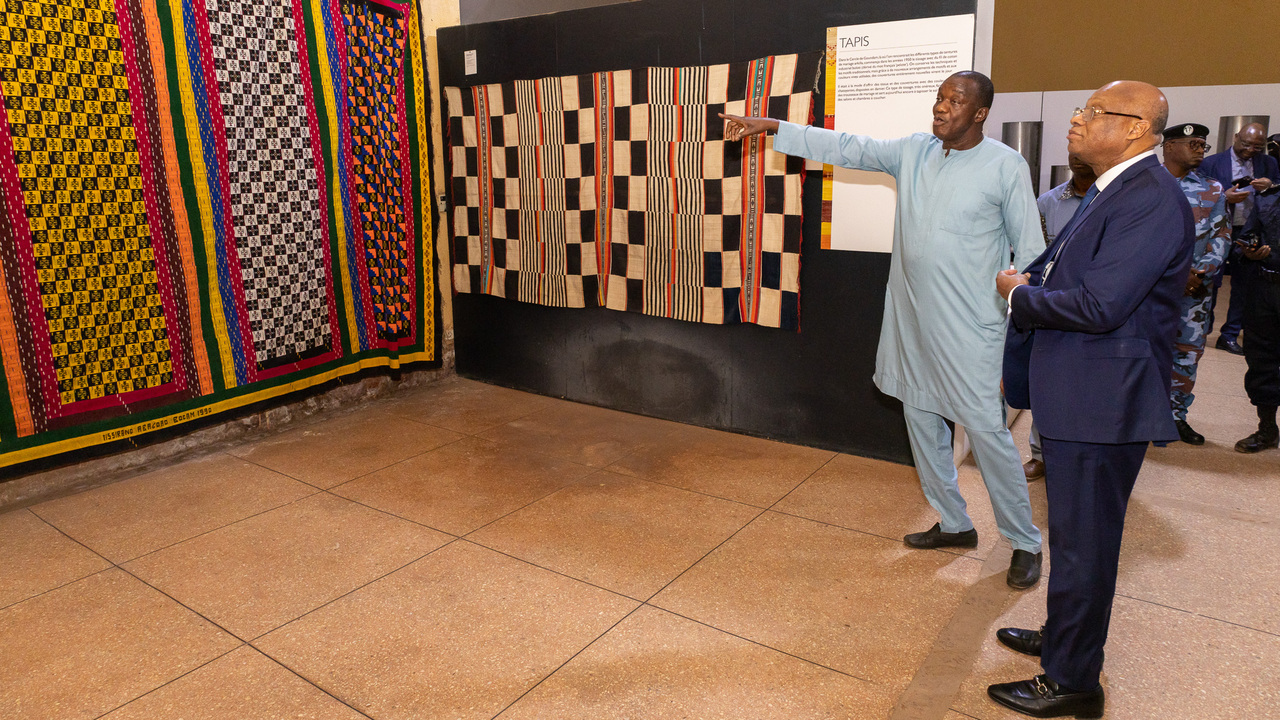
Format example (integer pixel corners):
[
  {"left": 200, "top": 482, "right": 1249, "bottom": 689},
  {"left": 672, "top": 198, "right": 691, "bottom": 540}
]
[
  {"left": 1234, "top": 232, "right": 1263, "bottom": 250},
  {"left": 1231, "top": 176, "right": 1255, "bottom": 189}
]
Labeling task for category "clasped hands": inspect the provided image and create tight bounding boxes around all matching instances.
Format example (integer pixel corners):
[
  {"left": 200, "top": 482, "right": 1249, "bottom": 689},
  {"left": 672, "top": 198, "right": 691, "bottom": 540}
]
[{"left": 997, "top": 268, "right": 1030, "bottom": 300}]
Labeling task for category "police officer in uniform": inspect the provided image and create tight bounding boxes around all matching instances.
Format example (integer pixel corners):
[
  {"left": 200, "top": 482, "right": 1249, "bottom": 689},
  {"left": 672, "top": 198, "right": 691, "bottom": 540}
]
[
  {"left": 1162, "top": 123, "right": 1229, "bottom": 444},
  {"left": 1237, "top": 166, "right": 1280, "bottom": 452}
]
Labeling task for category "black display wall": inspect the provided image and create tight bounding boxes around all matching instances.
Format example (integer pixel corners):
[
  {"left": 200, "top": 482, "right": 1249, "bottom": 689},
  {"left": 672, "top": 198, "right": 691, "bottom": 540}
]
[{"left": 438, "top": 0, "right": 977, "bottom": 464}]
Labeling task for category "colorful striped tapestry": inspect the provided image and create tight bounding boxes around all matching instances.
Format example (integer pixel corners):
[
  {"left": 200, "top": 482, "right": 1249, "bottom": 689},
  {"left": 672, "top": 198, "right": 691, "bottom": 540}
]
[
  {"left": 445, "top": 52, "right": 820, "bottom": 329},
  {"left": 0, "top": 0, "right": 437, "bottom": 469}
]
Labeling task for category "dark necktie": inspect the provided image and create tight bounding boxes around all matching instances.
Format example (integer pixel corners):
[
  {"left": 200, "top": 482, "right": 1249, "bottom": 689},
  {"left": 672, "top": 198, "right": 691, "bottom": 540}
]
[
  {"left": 1042, "top": 185, "right": 1100, "bottom": 285},
  {"left": 1058, "top": 184, "right": 1099, "bottom": 240}
]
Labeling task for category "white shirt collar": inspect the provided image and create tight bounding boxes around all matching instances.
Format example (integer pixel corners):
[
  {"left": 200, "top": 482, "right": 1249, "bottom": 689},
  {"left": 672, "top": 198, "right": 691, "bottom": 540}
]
[{"left": 1095, "top": 149, "right": 1157, "bottom": 192}]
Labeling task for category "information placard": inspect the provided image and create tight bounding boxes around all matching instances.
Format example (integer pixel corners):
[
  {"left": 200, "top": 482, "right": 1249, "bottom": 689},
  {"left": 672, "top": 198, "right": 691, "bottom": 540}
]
[{"left": 823, "top": 15, "right": 975, "bottom": 252}]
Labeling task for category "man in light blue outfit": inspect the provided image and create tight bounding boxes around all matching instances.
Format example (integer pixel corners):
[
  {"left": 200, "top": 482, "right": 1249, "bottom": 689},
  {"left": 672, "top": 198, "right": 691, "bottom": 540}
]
[{"left": 722, "top": 71, "right": 1044, "bottom": 588}]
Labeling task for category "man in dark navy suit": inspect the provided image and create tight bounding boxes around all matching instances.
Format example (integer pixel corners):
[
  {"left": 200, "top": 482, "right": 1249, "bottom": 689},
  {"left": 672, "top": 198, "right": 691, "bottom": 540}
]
[
  {"left": 1198, "top": 122, "right": 1278, "bottom": 354},
  {"left": 986, "top": 81, "right": 1195, "bottom": 718}
]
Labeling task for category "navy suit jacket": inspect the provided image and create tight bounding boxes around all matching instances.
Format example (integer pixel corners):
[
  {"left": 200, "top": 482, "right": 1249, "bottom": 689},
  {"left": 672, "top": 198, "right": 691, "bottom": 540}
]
[
  {"left": 1199, "top": 149, "right": 1280, "bottom": 224},
  {"left": 1003, "top": 155, "right": 1195, "bottom": 444}
]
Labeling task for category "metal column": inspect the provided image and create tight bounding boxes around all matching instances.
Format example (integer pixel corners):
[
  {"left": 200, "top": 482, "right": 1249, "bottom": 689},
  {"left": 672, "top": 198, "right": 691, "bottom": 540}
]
[{"left": 1002, "top": 121, "right": 1044, "bottom": 197}]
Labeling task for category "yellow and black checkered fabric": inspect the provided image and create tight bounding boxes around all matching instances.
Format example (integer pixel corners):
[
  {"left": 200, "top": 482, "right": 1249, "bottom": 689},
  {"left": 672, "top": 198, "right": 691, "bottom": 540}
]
[{"left": 0, "top": 0, "right": 171, "bottom": 405}]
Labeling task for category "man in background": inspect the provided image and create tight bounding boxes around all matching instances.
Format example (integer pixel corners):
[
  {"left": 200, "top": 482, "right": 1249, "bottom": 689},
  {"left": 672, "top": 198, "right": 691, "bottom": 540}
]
[
  {"left": 1236, "top": 173, "right": 1280, "bottom": 453},
  {"left": 720, "top": 71, "right": 1045, "bottom": 589},
  {"left": 1162, "top": 123, "right": 1229, "bottom": 445},
  {"left": 992, "top": 80, "right": 1193, "bottom": 717},
  {"left": 1199, "top": 122, "right": 1278, "bottom": 354},
  {"left": 1023, "top": 154, "right": 1098, "bottom": 479}
]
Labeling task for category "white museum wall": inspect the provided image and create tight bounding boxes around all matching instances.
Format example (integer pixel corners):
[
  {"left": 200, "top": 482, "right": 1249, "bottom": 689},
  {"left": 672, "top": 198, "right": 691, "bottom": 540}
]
[{"left": 987, "top": 84, "right": 1280, "bottom": 194}]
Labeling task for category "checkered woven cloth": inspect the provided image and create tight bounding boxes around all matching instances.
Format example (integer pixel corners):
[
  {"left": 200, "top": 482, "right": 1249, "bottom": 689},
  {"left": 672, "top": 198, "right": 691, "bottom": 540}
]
[{"left": 445, "top": 53, "right": 819, "bottom": 329}]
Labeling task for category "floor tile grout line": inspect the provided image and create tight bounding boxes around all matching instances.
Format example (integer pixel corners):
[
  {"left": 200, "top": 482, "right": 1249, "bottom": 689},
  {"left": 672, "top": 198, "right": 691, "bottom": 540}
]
[
  {"left": 886, "top": 545, "right": 1018, "bottom": 720},
  {"left": 637, "top": 603, "right": 879, "bottom": 685},
  {"left": 281, "top": 431, "right": 476, "bottom": 492},
  {"left": 636, "top": 450, "right": 973, "bottom": 609},
  {"left": 1112, "top": 592, "right": 1280, "bottom": 638},
  {"left": 89, "top": 644, "right": 246, "bottom": 720},
  {"left": 1127, "top": 489, "right": 1279, "bottom": 526},
  {"left": 0, "top": 509, "right": 117, "bottom": 612},
  {"left": 456, "top": 537, "right": 647, "bottom": 602},
  {"left": 243, "top": 537, "right": 467, "bottom": 642},
  {"left": 114, "top": 561, "right": 255, "bottom": 641},
  {"left": 760, "top": 452, "right": 996, "bottom": 560},
  {"left": 631, "top": 451, "right": 847, "bottom": 606},
  {"left": 588, "top": 465, "right": 777, "bottom": 511},
  {"left": 110, "top": 486, "right": 329, "bottom": 566},
  {"left": 461, "top": 399, "right": 570, "bottom": 437},
  {"left": 328, "top": 423, "right": 611, "bottom": 493},
  {"left": 471, "top": 432, "right": 642, "bottom": 474},
  {"left": 640, "top": 504, "right": 774, "bottom": 604},
  {"left": 489, "top": 603, "right": 649, "bottom": 720},
  {"left": 457, "top": 482, "right": 591, "bottom": 540},
  {"left": 318, "top": 487, "right": 465, "bottom": 539},
  {"left": 0, "top": 565, "right": 118, "bottom": 613},
  {"left": 763, "top": 450, "right": 844, "bottom": 513},
  {"left": 764, "top": 507, "right": 990, "bottom": 566},
  {"left": 323, "top": 452, "right": 602, "bottom": 541},
  {"left": 248, "top": 646, "right": 380, "bottom": 720},
  {"left": 324, "top": 466, "right": 591, "bottom": 541}
]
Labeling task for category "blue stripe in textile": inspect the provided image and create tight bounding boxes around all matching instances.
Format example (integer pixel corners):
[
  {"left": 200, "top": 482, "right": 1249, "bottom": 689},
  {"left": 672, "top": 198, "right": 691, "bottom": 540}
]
[{"left": 183, "top": 1, "right": 249, "bottom": 384}]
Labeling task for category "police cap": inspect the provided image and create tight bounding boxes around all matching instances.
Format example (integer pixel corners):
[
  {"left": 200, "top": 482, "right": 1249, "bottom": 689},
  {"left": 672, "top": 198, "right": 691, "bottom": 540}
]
[{"left": 1162, "top": 123, "right": 1210, "bottom": 141}]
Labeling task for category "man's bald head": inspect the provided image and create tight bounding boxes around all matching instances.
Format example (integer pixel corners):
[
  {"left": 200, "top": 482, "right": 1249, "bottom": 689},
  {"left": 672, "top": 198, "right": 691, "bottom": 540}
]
[
  {"left": 1235, "top": 123, "right": 1268, "bottom": 160},
  {"left": 1097, "top": 80, "right": 1168, "bottom": 137},
  {"left": 1067, "top": 81, "right": 1169, "bottom": 175}
]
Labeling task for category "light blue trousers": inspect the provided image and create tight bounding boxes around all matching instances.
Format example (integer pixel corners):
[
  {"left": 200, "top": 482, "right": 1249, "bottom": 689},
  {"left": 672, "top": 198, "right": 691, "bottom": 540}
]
[{"left": 903, "top": 403, "right": 1042, "bottom": 554}]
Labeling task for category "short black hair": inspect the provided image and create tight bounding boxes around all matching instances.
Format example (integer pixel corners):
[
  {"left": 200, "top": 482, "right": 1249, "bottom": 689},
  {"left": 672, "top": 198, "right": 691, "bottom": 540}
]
[{"left": 954, "top": 71, "right": 995, "bottom": 110}]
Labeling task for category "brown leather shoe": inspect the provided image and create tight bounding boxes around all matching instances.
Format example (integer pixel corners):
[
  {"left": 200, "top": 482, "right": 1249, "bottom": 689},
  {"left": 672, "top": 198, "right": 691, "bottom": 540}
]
[{"left": 1022, "top": 458, "right": 1045, "bottom": 480}]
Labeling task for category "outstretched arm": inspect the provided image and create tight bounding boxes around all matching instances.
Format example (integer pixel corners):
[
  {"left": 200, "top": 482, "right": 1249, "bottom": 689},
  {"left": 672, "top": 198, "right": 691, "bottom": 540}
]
[{"left": 720, "top": 113, "right": 779, "bottom": 142}]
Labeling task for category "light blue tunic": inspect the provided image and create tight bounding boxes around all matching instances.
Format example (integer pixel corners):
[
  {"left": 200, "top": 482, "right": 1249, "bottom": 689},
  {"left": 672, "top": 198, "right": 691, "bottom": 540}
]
[{"left": 774, "top": 122, "right": 1044, "bottom": 432}]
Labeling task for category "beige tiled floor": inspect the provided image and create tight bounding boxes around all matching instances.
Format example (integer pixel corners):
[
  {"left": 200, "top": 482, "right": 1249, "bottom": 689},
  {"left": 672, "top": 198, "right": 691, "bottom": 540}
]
[{"left": 2, "top": 338, "right": 1276, "bottom": 719}]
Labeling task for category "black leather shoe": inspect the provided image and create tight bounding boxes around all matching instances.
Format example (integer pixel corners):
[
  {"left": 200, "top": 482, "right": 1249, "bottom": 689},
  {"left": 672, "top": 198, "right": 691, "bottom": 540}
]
[
  {"left": 996, "top": 626, "right": 1043, "bottom": 656},
  {"left": 904, "top": 523, "right": 978, "bottom": 549},
  {"left": 1215, "top": 336, "right": 1244, "bottom": 355},
  {"left": 1235, "top": 428, "right": 1280, "bottom": 453},
  {"left": 1007, "top": 550, "right": 1042, "bottom": 589},
  {"left": 1175, "top": 419, "right": 1205, "bottom": 445},
  {"left": 988, "top": 675, "right": 1104, "bottom": 718}
]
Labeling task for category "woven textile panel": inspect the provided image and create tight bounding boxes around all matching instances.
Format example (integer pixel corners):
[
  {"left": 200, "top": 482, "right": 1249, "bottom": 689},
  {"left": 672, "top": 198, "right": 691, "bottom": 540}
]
[
  {"left": 445, "top": 52, "right": 820, "bottom": 329},
  {"left": 0, "top": 0, "right": 437, "bottom": 468}
]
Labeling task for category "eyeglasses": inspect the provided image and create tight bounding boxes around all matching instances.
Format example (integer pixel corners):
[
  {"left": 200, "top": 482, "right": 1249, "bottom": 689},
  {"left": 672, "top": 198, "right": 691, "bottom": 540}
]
[
  {"left": 1238, "top": 142, "right": 1266, "bottom": 152},
  {"left": 1072, "top": 106, "right": 1144, "bottom": 122},
  {"left": 1165, "top": 139, "right": 1211, "bottom": 152}
]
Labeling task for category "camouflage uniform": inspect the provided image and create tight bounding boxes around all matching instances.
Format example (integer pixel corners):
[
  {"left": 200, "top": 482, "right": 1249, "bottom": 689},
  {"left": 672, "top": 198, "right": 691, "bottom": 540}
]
[{"left": 1171, "top": 170, "right": 1230, "bottom": 421}]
